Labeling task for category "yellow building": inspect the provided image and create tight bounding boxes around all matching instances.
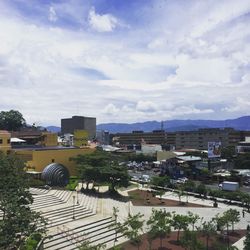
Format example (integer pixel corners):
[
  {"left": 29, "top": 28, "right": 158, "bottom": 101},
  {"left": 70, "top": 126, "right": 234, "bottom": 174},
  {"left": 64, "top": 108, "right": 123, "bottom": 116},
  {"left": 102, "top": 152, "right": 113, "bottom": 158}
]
[
  {"left": 74, "top": 129, "right": 88, "bottom": 147},
  {"left": 14, "top": 147, "right": 94, "bottom": 176},
  {"left": 0, "top": 130, "right": 11, "bottom": 154},
  {"left": 0, "top": 130, "right": 94, "bottom": 176},
  {"left": 40, "top": 132, "right": 58, "bottom": 147}
]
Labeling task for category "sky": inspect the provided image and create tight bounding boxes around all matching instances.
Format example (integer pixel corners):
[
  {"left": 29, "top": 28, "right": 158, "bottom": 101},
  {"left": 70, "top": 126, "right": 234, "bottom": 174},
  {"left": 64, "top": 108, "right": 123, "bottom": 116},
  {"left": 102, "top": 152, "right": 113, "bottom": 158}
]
[{"left": 0, "top": 0, "right": 250, "bottom": 126}]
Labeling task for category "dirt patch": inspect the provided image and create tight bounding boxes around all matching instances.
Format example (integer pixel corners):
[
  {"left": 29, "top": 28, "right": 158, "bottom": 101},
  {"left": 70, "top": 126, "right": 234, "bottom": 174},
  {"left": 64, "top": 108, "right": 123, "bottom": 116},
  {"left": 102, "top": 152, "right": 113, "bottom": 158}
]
[
  {"left": 117, "top": 230, "right": 246, "bottom": 250},
  {"left": 128, "top": 189, "right": 211, "bottom": 208}
]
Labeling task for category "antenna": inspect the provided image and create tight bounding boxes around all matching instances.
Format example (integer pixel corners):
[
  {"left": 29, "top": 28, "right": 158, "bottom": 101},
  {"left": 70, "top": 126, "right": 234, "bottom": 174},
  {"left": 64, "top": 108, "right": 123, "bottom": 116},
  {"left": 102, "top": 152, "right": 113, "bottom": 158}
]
[{"left": 161, "top": 121, "right": 164, "bottom": 131}]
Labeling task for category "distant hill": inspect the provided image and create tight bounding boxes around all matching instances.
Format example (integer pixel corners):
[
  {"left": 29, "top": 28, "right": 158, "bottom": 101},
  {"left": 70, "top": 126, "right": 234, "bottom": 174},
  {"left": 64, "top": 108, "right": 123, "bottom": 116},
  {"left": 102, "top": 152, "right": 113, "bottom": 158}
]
[
  {"left": 97, "top": 116, "right": 250, "bottom": 133},
  {"left": 46, "top": 126, "right": 61, "bottom": 133}
]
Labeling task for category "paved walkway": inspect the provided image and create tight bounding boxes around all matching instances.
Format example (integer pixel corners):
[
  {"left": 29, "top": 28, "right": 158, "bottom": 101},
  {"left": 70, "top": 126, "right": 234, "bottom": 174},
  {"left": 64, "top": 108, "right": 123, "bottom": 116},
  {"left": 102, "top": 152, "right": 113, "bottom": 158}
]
[
  {"left": 233, "top": 236, "right": 245, "bottom": 250},
  {"left": 30, "top": 185, "right": 250, "bottom": 249}
]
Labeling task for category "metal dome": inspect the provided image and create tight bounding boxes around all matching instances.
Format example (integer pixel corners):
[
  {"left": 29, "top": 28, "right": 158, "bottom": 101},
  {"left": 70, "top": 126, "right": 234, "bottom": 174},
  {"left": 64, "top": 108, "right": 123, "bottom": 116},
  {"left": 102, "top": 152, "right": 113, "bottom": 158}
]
[{"left": 41, "top": 163, "right": 69, "bottom": 186}]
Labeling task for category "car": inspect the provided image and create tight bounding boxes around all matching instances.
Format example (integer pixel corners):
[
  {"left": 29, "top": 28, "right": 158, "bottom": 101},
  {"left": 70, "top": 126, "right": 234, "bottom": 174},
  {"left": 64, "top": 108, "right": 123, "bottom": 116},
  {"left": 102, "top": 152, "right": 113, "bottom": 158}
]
[
  {"left": 176, "top": 177, "right": 188, "bottom": 184},
  {"left": 244, "top": 180, "right": 250, "bottom": 186}
]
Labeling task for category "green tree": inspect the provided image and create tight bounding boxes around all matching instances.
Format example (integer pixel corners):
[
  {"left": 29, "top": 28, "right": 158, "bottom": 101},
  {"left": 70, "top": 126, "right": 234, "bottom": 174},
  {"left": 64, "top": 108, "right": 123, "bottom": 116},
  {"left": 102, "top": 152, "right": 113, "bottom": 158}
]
[
  {"left": 79, "top": 240, "right": 106, "bottom": 250},
  {"left": 183, "top": 180, "right": 196, "bottom": 192},
  {"left": 242, "top": 194, "right": 250, "bottom": 212},
  {"left": 111, "top": 207, "right": 119, "bottom": 247},
  {"left": 177, "top": 188, "right": 184, "bottom": 204},
  {"left": 234, "top": 153, "right": 250, "bottom": 169},
  {"left": 187, "top": 211, "right": 200, "bottom": 231},
  {"left": 150, "top": 176, "right": 169, "bottom": 188},
  {"left": 71, "top": 151, "right": 129, "bottom": 192},
  {"left": 180, "top": 230, "right": 205, "bottom": 250},
  {"left": 224, "top": 209, "right": 240, "bottom": 232},
  {"left": 196, "top": 183, "right": 207, "bottom": 198},
  {"left": 118, "top": 213, "right": 144, "bottom": 250},
  {"left": 102, "top": 161, "right": 129, "bottom": 192},
  {"left": 0, "top": 153, "right": 46, "bottom": 249},
  {"left": 146, "top": 209, "right": 172, "bottom": 248},
  {"left": 0, "top": 110, "right": 26, "bottom": 131},
  {"left": 221, "top": 146, "right": 236, "bottom": 161},
  {"left": 171, "top": 212, "right": 190, "bottom": 241},
  {"left": 197, "top": 221, "right": 217, "bottom": 250}
]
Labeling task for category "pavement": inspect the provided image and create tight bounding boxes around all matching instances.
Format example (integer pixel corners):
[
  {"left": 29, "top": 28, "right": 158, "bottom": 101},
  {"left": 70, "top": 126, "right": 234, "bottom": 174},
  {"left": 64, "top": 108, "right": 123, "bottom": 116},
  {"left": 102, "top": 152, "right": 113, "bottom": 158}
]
[{"left": 30, "top": 183, "right": 250, "bottom": 249}]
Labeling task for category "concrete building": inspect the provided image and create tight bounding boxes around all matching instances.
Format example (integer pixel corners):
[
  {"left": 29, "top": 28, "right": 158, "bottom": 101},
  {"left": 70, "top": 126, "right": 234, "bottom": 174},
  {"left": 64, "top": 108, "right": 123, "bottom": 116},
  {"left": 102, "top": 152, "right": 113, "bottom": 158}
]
[
  {"left": 111, "top": 128, "right": 250, "bottom": 151},
  {"left": 0, "top": 130, "right": 11, "bottom": 153},
  {"left": 0, "top": 130, "right": 94, "bottom": 176},
  {"left": 236, "top": 137, "right": 250, "bottom": 153},
  {"left": 140, "top": 144, "right": 162, "bottom": 155},
  {"left": 96, "top": 130, "right": 110, "bottom": 145},
  {"left": 112, "top": 130, "right": 167, "bottom": 147},
  {"left": 174, "top": 128, "right": 250, "bottom": 150},
  {"left": 61, "top": 116, "right": 96, "bottom": 140}
]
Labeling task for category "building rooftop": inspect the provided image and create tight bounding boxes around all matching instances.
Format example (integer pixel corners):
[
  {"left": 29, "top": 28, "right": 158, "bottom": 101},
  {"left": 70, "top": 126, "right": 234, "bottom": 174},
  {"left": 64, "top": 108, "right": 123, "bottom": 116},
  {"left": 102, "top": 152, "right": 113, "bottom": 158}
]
[
  {"left": 13, "top": 146, "right": 81, "bottom": 151},
  {"left": 177, "top": 156, "right": 202, "bottom": 162}
]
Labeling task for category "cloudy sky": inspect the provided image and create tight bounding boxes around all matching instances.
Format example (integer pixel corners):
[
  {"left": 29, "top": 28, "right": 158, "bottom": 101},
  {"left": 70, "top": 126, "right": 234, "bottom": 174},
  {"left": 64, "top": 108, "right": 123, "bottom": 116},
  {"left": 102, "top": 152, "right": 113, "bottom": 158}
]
[{"left": 0, "top": 0, "right": 250, "bottom": 126}]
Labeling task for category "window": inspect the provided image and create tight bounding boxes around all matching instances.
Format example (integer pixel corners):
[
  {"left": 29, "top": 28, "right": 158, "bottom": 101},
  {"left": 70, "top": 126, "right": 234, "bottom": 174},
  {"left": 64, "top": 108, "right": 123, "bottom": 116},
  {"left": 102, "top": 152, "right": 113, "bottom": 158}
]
[
  {"left": 0, "top": 139, "right": 2, "bottom": 144},
  {"left": 7, "top": 139, "right": 10, "bottom": 144}
]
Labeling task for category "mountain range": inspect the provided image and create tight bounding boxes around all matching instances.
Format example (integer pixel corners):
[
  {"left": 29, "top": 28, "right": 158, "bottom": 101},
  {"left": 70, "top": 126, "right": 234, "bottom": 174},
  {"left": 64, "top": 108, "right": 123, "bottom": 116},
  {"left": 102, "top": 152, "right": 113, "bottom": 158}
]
[
  {"left": 46, "top": 116, "right": 250, "bottom": 133},
  {"left": 96, "top": 116, "right": 250, "bottom": 133}
]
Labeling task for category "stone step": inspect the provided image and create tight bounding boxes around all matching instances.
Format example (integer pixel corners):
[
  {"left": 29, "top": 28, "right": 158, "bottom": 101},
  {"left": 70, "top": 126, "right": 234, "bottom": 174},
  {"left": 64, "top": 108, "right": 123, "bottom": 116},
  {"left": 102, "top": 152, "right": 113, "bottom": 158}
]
[
  {"left": 45, "top": 211, "right": 95, "bottom": 229},
  {"left": 44, "top": 217, "right": 114, "bottom": 249},
  {"left": 44, "top": 207, "right": 89, "bottom": 221},
  {"left": 41, "top": 205, "right": 84, "bottom": 216}
]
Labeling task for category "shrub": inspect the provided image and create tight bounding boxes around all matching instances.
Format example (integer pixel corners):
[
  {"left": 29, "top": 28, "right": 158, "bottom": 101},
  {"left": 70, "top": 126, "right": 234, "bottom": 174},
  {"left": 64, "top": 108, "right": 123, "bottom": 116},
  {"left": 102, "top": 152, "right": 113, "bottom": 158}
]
[
  {"left": 21, "top": 233, "right": 42, "bottom": 250},
  {"left": 66, "top": 177, "right": 79, "bottom": 191}
]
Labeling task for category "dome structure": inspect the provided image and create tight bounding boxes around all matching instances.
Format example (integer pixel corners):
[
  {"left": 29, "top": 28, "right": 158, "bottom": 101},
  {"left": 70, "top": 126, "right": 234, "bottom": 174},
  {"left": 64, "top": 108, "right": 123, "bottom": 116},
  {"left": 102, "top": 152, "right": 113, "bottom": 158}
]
[{"left": 41, "top": 163, "right": 69, "bottom": 186}]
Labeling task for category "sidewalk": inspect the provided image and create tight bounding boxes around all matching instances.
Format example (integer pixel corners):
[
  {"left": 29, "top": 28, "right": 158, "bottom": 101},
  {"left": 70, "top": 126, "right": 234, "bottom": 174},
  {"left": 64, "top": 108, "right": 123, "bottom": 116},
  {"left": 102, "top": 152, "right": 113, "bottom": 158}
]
[{"left": 233, "top": 236, "right": 245, "bottom": 250}]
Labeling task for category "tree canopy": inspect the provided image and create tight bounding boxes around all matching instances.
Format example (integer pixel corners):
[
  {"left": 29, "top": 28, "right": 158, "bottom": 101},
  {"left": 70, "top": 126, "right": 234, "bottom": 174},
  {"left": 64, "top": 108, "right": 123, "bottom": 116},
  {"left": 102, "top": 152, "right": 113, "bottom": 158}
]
[
  {"left": 0, "top": 152, "right": 46, "bottom": 249},
  {"left": 0, "top": 110, "right": 26, "bottom": 131},
  {"left": 147, "top": 209, "right": 171, "bottom": 248},
  {"left": 71, "top": 150, "right": 129, "bottom": 192},
  {"left": 118, "top": 213, "right": 144, "bottom": 249}
]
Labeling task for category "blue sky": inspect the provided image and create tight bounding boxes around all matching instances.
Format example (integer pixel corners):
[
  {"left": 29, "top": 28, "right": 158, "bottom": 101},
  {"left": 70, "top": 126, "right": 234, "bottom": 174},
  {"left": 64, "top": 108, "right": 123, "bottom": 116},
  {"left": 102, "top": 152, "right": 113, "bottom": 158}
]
[{"left": 0, "top": 0, "right": 250, "bottom": 126}]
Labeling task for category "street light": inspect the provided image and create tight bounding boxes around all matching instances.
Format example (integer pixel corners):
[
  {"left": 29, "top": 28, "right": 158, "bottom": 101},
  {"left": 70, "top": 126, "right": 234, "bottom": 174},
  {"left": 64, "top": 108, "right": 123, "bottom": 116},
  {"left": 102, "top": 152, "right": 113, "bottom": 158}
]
[
  {"left": 76, "top": 190, "right": 79, "bottom": 205},
  {"left": 72, "top": 195, "right": 75, "bottom": 219}
]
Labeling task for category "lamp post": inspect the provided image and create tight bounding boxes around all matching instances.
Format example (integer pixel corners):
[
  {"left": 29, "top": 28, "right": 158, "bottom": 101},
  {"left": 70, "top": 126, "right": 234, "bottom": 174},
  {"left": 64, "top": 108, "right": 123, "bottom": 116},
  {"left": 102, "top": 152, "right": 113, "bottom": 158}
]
[
  {"left": 72, "top": 195, "right": 75, "bottom": 219},
  {"left": 76, "top": 190, "right": 79, "bottom": 205}
]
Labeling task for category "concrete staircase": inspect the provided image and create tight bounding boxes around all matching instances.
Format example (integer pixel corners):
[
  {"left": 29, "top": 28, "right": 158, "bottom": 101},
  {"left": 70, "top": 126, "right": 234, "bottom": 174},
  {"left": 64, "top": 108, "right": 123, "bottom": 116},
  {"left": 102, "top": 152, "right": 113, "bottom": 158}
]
[{"left": 43, "top": 217, "right": 123, "bottom": 250}]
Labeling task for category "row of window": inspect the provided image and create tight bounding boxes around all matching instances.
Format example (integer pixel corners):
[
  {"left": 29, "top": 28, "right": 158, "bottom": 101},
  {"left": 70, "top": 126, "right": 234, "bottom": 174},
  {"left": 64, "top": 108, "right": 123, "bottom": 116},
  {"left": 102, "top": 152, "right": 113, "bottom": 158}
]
[{"left": 0, "top": 139, "right": 10, "bottom": 144}]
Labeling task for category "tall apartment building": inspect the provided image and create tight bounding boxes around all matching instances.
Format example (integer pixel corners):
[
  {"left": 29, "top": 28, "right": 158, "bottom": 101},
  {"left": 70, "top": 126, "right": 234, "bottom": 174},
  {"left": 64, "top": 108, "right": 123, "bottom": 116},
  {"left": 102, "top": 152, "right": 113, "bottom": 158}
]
[
  {"left": 112, "top": 130, "right": 167, "bottom": 146},
  {"left": 111, "top": 128, "right": 250, "bottom": 150},
  {"left": 173, "top": 128, "right": 250, "bottom": 150},
  {"left": 61, "top": 116, "right": 96, "bottom": 140}
]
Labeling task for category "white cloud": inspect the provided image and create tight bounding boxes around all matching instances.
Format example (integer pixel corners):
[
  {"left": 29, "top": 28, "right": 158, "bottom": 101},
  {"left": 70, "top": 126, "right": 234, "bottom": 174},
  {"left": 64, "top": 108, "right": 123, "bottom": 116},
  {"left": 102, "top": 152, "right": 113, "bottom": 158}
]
[
  {"left": 0, "top": 0, "right": 249, "bottom": 125},
  {"left": 102, "top": 103, "right": 119, "bottom": 115},
  {"left": 136, "top": 101, "right": 157, "bottom": 112},
  {"left": 88, "top": 7, "right": 120, "bottom": 32},
  {"left": 48, "top": 6, "right": 57, "bottom": 22}
]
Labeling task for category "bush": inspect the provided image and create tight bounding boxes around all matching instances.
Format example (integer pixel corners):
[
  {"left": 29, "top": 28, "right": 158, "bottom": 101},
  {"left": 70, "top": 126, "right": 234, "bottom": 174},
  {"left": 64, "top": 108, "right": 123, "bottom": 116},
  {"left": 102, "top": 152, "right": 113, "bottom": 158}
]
[
  {"left": 21, "top": 233, "right": 42, "bottom": 250},
  {"left": 28, "top": 178, "right": 45, "bottom": 187},
  {"left": 66, "top": 177, "right": 79, "bottom": 191}
]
